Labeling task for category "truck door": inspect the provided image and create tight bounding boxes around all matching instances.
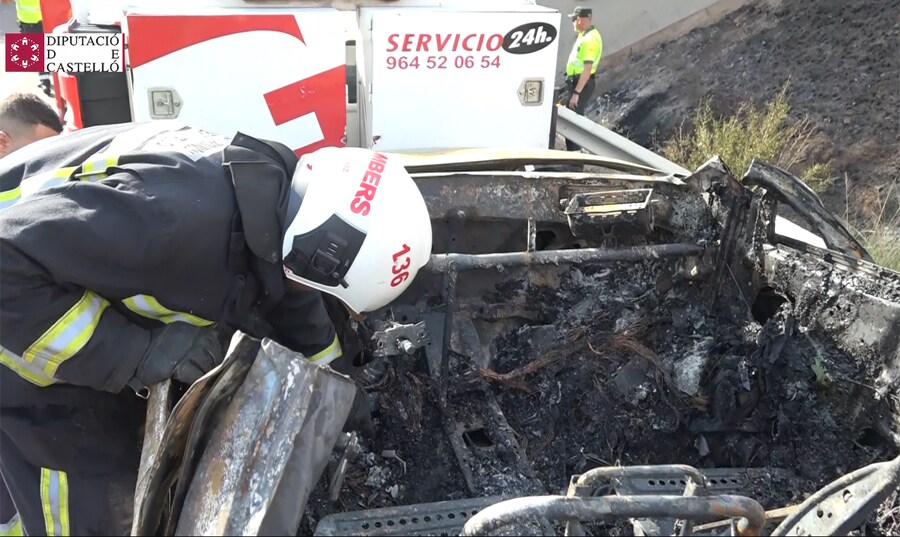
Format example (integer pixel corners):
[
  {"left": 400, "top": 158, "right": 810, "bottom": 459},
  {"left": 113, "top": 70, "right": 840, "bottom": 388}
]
[
  {"left": 124, "top": 7, "right": 349, "bottom": 156},
  {"left": 359, "top": 5, "right": 561, "bottom": 152}
]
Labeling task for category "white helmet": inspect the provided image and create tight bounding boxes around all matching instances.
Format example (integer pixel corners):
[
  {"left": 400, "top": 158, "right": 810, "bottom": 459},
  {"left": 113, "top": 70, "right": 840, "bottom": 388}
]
[{"left": 281, "top": 147, "right": 433, "bottom": 314}]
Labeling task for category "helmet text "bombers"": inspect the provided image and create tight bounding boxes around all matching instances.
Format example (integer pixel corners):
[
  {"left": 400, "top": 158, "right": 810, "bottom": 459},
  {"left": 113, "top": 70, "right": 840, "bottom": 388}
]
[{"left": 350, "top": 152, "right": 388, "bottom": 216}]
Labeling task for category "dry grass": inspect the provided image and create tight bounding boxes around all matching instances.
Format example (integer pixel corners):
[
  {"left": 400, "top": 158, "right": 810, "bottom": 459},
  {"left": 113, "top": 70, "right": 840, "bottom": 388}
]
[
  {"left": 843, "top": 177, "right": 900, "bottom": 272},
  {"left": 663, "top": 82, "right": 899, "bottom": 271},
  {"left": 662, "top": 81, "right": 834, "bottom": 192}
]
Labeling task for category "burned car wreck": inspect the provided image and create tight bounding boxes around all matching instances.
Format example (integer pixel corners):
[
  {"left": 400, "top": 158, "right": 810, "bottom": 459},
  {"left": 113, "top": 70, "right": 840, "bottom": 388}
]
[{"left": 132, "top": 151, "right": 900, "bottom": 537}]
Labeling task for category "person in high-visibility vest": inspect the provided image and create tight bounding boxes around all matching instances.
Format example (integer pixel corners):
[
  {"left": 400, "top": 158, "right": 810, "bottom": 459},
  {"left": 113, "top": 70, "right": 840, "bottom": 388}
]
[
  {"left": 3, "top": 0, "right": 54, "bottom": 97},
  {"left": 564, "top": 6, "right": 603, "bottom": 151},
  {"left": 9, "top": 0, "right": 40, "bottom": 27}
]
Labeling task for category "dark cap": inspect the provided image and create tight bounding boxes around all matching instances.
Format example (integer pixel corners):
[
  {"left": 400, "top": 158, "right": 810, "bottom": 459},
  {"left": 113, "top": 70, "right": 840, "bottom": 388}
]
[{"left": 568, "top": 6, "right": 592, "bottom": 18}]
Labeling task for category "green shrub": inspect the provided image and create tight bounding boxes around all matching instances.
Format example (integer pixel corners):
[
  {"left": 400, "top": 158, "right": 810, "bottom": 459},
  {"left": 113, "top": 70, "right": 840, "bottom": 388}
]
[
  {"left": 664, "top": 82, "right": 898, "bottom": 271},
  {"left": 662, "top": 82, "right": 834, "bottom": 192}
]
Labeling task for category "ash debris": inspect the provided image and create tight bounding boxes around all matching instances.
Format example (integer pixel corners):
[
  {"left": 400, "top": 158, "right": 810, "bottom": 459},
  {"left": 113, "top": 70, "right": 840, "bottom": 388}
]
[
  {"left": 305, "top": 250, "right": 897, "bottom": 534},
  {"left": 485, "top": 259, "right": 895, "bottom": 485}
]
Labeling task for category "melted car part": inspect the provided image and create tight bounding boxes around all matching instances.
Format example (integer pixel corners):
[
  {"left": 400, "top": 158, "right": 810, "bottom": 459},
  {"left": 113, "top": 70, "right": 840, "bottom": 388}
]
[
  {"left": 460, "top": 495, "right": 767, "bottom": 537},
  {"left": 174, "top": 337, "right": 357, "bottom": 536},
  {"left": 313, "top": 496, "right": 553, "bottom": 536},
  {"left": 772, "top": 453, "right": 900, "bottom": 537},
  {"left": 132, "top": 332, "right": 258, "bottom": 536}
]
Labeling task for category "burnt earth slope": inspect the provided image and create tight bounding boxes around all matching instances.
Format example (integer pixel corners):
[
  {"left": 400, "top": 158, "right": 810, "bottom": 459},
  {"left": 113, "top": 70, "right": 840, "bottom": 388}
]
[{"left": 590, "top": 0, "right": 900, "bottom": 219}]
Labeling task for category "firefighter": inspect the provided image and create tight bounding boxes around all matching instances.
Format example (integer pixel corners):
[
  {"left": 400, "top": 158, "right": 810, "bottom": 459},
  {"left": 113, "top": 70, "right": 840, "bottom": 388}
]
[
  {"left": 564, "top": 6, "right": 603, "bottom": 151},
  {"left": 0, "top": 92, "right": 63, "bottom": 159},
  {"left": 3, "top": 0, "right": 54, "bottom": 97},
  {"left": 0, "top": 91, "right": 63, "bottom": 537},
  {"left": 0, "top": 121, "right": 433, "bottom": 535}
]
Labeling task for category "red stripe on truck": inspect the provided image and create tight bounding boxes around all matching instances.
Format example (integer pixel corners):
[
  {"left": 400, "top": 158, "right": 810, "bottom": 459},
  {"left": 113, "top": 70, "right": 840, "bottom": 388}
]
[
  {"left": 264, "top": 64, "right": 347, "bottom": 157},
  {"left": 126, "top": 15, "right": 305, "bottom": 68}
]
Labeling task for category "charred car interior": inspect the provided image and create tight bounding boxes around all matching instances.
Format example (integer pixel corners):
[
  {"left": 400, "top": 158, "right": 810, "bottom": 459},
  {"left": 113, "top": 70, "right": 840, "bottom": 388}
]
[{"left": 132, "top": 151, "right": 900, "bottom": 537}]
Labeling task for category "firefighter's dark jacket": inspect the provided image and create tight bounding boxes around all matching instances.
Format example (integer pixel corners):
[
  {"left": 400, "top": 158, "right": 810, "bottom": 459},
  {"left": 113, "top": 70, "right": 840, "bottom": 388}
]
[{"left": 0, "top": 122, "right": 339, "bottom": 396}]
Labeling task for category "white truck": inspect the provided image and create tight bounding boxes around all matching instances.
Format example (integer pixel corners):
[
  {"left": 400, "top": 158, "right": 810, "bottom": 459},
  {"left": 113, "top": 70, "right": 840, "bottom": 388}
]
[{"left": 58, "top": 0, "right": 563, "bottom": 155}]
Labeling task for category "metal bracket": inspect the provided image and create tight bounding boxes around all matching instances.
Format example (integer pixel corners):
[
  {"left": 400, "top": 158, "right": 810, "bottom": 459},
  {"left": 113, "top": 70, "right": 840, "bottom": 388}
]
[
  {"left": 148, "top": 87, "right": 183, "bottom": 119},
  {"left": 372, "top": 321, "right": 429, "bottom": 357},
  {"left": 563, "top": 188, "right": 655, "bottom": 243},
  {"left": 771, "top": 454, "right": 900, "bottom": 537},
  {"left": 517, "top": 78, "right": 544, "bottom": 106}
]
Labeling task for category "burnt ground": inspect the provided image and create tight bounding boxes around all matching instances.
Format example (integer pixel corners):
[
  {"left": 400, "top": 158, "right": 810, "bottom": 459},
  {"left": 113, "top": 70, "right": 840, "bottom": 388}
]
[
  {"left": 589, "top": 0, "right": 900, "bottom": 220},
  {"left": 303, "top": 255, "right": 900, "bottom": 535}
]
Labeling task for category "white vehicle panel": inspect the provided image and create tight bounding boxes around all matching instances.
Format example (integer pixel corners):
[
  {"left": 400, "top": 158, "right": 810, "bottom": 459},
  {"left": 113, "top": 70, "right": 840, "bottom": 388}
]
[
  {"left": 125, "top": 9, "right": 348, "bottom": 156},
  {"left": 360, "top": 6, "right": 561, "bottom": 151}
]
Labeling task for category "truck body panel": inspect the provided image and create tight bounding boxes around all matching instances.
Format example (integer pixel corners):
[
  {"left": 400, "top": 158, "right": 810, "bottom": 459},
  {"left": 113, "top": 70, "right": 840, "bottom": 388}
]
[
  {"left": 358, "top": 5, "right": 560, "bottom": 150},
  {"left": 124, "top": 7, "right": 350, "bottom": 155}
]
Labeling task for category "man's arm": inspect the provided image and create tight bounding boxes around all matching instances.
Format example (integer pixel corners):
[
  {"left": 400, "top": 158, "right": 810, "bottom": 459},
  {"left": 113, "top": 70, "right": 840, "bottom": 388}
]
[
  {"left": 574, "top": 63, "right": 593, "bottom": 94},
  {"left": 0, "top": 178, "right": 171, "bottom": 392},
  {"left": 265, "top": 288, "right": 343, "bottom": 365},
  {"left": 568, "top": 63, "right": 592, "bottom": 110}
]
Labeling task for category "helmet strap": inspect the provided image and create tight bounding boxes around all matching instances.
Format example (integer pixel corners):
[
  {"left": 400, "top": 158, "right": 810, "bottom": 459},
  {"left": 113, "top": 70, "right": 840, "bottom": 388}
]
[{"left": 284, "top": 214, "right": 366, "bottom": 289}]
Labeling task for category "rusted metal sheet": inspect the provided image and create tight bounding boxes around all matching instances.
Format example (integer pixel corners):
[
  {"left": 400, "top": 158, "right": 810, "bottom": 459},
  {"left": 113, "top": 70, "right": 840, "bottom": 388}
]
[
  {"left": 389, "top": 146, "right": 666, "bottom": 175},
  {"left": 410, "top": 172, "right": 687, "bottom": 225},
  {"left": 313, "top": 496, "right": 515, "bottom": 536},
  {"left": 425, "top": 243, "right": 705, "bottom": 272},
  {"left": 460, "top": 495, "right": 767, "bottom": 537},
  {"left": 132, "top": 333, "right": 260, "bottom": 537},
  {"left": 772, "top": 454, "right": 900, "bottom": 537},
  {"left": 742, "top": 159, "right": 873, "bottom": 262},
  {"left": 173, "top": 338, "right": 357, "bottom": 536},
  {"left": 131, "top": 380, "right": 174, "bottom": 536},
  {"left": 163, "top": 335, "right": 261, "bottom": 535}
]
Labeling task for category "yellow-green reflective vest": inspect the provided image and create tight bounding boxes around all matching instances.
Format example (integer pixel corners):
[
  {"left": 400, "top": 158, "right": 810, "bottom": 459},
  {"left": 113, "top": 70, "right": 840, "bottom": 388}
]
[
  {"left": 566, "top": 26, "right": 603, "bottom": 77},
  {"left": 16, "top": 0, "right": 42, "bottom": 24}
]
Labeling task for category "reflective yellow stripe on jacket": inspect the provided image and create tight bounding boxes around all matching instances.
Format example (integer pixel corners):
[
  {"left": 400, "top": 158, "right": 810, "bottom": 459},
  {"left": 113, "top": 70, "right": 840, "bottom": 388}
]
[
  {"left": 307, "top": 334, "right": 342, "bottom": 365},
  {"left": 0, "top": 155, "right": 119, "bottom": 210},
  {"left": 16, "top": 0, "right": 42, "bottom": 24},
  {"left": 122, "top": 295, "right": 214, "bottom": 327},
  {"left": 0, "top": 514, "right": 23, "bottom": 537},
  {"left": 40, "top": 469, "right": 70, "bottom": 537},
  {"left": 0, "top": 186, "right": 22, "bottom": 210},
  {"left": 0, "top": 167, "right": 75, "bottom": 209},
  {"left": 1, "top": 291, "right": 108, "bottom": 387},
  {"left": 1, "top": 291, "right": 215, "bottom": 386},
  {"left": 77, "top": 155, "right": 118, "bottom": 179}
]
